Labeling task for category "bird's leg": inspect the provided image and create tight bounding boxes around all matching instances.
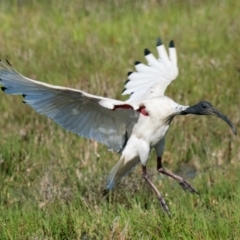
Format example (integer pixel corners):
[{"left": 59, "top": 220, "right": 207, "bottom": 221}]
[
  {"left": 157, "top": 157, "right": 199, "bottom": 194},
  {"left": 142, "top": 166, "right": 171, "bottom": 216}
]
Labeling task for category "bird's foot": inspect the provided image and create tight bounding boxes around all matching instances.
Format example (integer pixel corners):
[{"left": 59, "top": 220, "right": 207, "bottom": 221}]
[
  {"left": 158, "top": 166, "right": 199, "bottom": 195},
  {"left": 142, "top": 166, "right": 171, "bottom": 217},
  {"left": 158, "top": 196, "right": 171, "bottom": 217},
  {"left": 178, "top": 179, "right": 199, "bottom": 195}
]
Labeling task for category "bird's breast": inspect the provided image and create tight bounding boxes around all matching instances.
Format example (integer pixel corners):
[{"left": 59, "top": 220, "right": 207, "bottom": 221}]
[
  {"left": 132, "top": 115, "right": 170, "bottom": 147},
  {"left": 149, "top": 124, "right": 170, "bottom": 147}
]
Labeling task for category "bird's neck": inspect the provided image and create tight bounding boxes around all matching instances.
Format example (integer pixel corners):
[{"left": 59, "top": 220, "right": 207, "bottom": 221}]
[{"left": 174, "top": 104, "right": 189, "bottom": 115}]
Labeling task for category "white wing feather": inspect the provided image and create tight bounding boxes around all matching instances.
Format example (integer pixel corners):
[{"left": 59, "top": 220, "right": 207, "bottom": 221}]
[
  {"left": 123, "top": 38, "right": 179, "bottom": 105},
  {"left": 0, "top": 61, "right": 139, "bottom": 152}
]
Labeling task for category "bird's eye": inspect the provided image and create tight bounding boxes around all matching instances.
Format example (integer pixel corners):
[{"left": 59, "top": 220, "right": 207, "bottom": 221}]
[{"left": 202, "top": 104, "right": 207, "bottom": 108}]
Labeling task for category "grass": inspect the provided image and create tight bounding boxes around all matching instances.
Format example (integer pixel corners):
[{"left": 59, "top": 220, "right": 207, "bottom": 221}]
[{"left": 0, "top": 0, "right": 240, "bottom": 239}]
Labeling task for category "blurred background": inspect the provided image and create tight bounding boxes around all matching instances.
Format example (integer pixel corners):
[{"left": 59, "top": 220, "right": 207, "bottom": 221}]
[{"left": 0, "top": 0, "right": 240, "bottom": 239}]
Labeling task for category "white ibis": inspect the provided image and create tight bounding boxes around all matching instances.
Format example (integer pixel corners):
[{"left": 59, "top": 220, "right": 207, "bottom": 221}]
[{"left": 0, "top": 38, "right": 236, "bottom": 216}]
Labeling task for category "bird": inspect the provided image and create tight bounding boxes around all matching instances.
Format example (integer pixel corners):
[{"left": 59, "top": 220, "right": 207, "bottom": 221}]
[{"left": 0, "top": 38, "right": 236, "bottom": 216}]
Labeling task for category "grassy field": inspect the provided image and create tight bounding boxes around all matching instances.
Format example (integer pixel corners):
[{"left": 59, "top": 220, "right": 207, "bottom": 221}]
[{"left": 0, "top": 0, "right": 240, "bottom": 239}]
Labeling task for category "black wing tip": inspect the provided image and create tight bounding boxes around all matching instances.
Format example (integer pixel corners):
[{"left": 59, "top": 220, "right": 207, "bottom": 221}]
[
  {"left": 124, "top": 79, "right": 130, "bottom": 85},
  {"left": 135, "top": 61, "right": 141, "bottom": 65},
  {"left": 1, "top": 86, "right": 7, "bottom": 91},
  {"left": 169, "top": 40, "right": 174, "bottom": 48},
  {"left": 144, "top": 48, "right": 151, "bottom": 56},
  {"left": 121, "top": 88, "right": 126, "bottom": 94},
  {"left": 22, "top": 94, "right": 27, "bottom": 97},
  {"left": 6, "top": 59, "right": 12, "bottom": 66},
  {"left": 156, "top": 37, "right": 162, "bottom": 46},
  {"left": 127, "top": 71, "right": 133, "bottom": 77}
]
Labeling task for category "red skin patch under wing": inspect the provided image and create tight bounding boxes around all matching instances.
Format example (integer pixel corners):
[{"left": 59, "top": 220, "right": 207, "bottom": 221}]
[
  {"left": 112, "top": 104, "right": 134, "bottom": 110},
  {"left": 138, "top": 105, "right": 149, "bottom": 116},
  {"left": 112, "top": 104, "right": 149, "bottom": 116}
]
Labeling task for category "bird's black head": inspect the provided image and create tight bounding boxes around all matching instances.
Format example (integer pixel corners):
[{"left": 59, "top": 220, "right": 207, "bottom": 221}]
[
  {"left": 182, "top": 101, "right": 215, "bottom": 115},
  {"left": 181, "top": 100, "right": 237, "bottom": 135}
]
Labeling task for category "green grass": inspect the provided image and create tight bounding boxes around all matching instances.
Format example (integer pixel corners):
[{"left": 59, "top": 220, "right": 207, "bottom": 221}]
[{"left": 0, "top": 0, "right": 240, "bottom": 239}]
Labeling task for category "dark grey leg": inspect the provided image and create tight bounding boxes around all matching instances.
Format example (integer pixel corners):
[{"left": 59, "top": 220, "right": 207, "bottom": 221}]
[
  {"left": 157, "top": 157, "right": 199, "bottom": 194},
  {"left": 142, "top": 166, "right": 171, "bottom": 216}
]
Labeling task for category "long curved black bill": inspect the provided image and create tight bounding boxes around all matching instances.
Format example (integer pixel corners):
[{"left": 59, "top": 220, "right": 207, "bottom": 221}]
[{"left": 213, "top": 110, "right": 237, "bottom": 135}]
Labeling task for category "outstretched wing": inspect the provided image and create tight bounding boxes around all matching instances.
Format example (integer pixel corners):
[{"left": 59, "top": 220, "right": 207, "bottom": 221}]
[
  {"left": 122, "top": 38, "right": 179, "bottom": 105},
  {"left": 0, "top": 61, "right": 139, "bottom": 152}
]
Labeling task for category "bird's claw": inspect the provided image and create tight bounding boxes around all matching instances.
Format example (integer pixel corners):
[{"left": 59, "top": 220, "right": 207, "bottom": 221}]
[
  {"left": 159, "top": 197, "right": 171, "bottom": 217},
  {"left": 179, "top": 179, "right": 199, "bottom": 195}
]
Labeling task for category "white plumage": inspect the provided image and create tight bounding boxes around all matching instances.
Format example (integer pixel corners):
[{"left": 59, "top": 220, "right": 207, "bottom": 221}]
[
  {"left": 0, "top": 38, "right": 236, "bottom": 215},
  {"left": 0, "top": 61, "right": 140, "bottom": 152},
  {"left": 123, "top": 39, "right": 178, "bottom": 104}
]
